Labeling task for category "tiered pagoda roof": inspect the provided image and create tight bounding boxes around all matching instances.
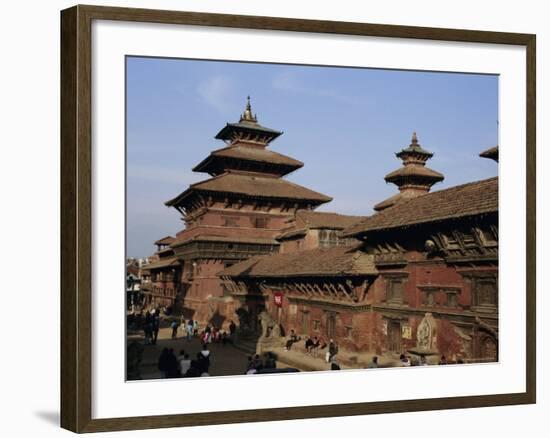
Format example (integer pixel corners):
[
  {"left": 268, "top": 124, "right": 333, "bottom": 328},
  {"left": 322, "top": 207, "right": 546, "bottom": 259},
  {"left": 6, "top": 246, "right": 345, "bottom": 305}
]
[
  {"left": 374, "top": 132, "right": 444, "bottom": 211},
  {"left": 193, "top": 145, "right": 303, "bottom": 176},
  {"left": 165, "top": 97, "right": 332, "bottom": 212},
  {"left": 166, "top": 172, "right": 331, "bottom": 208}
]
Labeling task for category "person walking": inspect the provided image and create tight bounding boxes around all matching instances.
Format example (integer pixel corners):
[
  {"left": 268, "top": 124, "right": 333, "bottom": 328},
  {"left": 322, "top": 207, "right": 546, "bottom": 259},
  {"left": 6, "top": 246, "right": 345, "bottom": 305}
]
[
  {"left": 170, "top": 319, "right": 179, "bottom": 339},
  {"left": 178, "top": 350, "right": 191, "bottom": 376},
  {"left": 198, "top": 344, "right": 211, "bottom": 374},
  {"left": 193, "top": 320, "right": 199, "bottom": 337},
  {"left": 158, "top": 348, "right": 170, "bottom": 378},
  {"left": 326, "top": 339, "right": 338, "bottom": 363},
  {"left": 204, "top": 324, "right": 212, "bottom": 344},
  {"left": 152, "top": 313, "right": 160, "bottom": 345},
  {"left": 143, "top": 311, "right": 153, "bottom": 344},
  {"left": 186, "top": 319, "right": 194, "bottom": 341}
]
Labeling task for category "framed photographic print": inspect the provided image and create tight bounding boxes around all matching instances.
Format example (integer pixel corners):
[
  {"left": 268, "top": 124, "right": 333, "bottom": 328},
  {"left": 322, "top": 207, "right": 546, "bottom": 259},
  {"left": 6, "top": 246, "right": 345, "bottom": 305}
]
[{"left": 60, "top": 4, "right": 536, "bottom": 433}]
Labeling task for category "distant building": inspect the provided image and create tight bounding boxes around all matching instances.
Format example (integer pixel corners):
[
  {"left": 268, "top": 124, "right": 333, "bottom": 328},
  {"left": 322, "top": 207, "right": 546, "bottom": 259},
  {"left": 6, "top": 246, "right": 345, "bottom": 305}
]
[
  {"left": 140, "top": 237, "right": 180, "bottom": 310},
  {"left": 126, "top": 259, "right": 142, "bottom": 310}
]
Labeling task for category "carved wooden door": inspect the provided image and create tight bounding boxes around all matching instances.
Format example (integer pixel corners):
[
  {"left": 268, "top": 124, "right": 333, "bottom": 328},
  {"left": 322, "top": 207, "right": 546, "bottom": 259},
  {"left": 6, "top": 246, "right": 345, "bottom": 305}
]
[
  {"left": 388, "top": 321, "right": 401, "bottom": 352},
  {"left": 326, "top": 312, "right": 336, "bottom": 339}
]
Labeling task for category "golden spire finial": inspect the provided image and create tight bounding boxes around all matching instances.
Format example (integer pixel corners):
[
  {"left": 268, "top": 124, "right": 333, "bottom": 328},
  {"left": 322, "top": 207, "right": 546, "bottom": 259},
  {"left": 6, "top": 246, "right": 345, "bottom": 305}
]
[
  {"left": 240, "top": 95, "right": 257, "bottom": 122},
  {"left": 411, "top": 131, "right": 418, "bottom": 145}
]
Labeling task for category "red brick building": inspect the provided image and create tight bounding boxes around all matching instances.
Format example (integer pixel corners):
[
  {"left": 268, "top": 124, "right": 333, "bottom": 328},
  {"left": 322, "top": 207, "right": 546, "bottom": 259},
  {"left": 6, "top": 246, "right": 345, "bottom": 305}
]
[
  {"left": 221, "top": 135, "right": 499, "bottom": 364},
  {"left": 140, "top": 236, "right": 180, "bottom": 309},
  {"left": 140, "top": 99, "right": 498, "bottom": 364}
]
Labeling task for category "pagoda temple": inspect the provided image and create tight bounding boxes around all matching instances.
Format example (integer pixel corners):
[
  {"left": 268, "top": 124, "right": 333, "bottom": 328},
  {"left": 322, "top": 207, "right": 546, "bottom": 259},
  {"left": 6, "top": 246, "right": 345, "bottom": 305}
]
[
  {"left": 162, "top": 97, "right": 332, "bottom": 325},
  {"left": 374, "top": 132, "right": 444, "bottom": 211}
]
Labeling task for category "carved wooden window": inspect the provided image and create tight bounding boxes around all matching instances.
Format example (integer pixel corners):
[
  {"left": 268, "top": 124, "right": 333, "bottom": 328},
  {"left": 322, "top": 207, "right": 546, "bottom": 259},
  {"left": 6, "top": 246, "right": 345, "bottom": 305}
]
[
  {"left": 472, "top": 277, "right": 498, "bottom": 310},
  {"left": 424, "top": 290, "right": 435, "bottom": 306},
  {"left": 253, "top": 217, "right": 269, "bottom": 228},
  {"left": 312, "top": 319, "right": 320, "bottom": 331},
  {"left": 478, "top": 227, "right": 498, "bottom": 248},
  {"left": 446, "top": 291, "right": 458, "bottom": 307},
  {"left": 460, "top": 232, "right": 477, "bottom": 249},
  {"left": 441, "top": 233, "right": 460, "bottom": 250},
  {"left": 386, "top": 279, "right": 404, "bottom": 304},
  {"left": 420, "top": 287, "right": 460, "bottom": 308},
  {"left": 319, "top": 230, "right": 328, "bottom": 247},
  {"left": 319, "top": 229, "right": 338, "bottom": 248},
  {"left": 223, "top": 216, "right": 239, "bottom": 227}
]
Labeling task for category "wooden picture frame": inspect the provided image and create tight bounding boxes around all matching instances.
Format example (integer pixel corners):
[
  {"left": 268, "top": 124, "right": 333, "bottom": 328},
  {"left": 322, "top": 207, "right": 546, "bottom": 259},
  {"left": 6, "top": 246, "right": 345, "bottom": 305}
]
[{"left": 60, "top": 4, "right": 536, "bottom": 433}]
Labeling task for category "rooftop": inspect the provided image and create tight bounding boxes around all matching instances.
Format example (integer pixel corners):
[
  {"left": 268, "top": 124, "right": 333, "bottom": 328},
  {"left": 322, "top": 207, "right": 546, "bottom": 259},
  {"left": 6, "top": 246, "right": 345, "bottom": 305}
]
[
  {"left": 192, "top": 144, "right": 303, "bottom": 176},
  {"left": 384, "top": 164, "right": 444, "bottom": 182},
  {"left": 219, "top": 244, "right": 377, "bottom": 278},
  {"left": 165, "top": 172, "right": 332, "bottom": 207},
  {"left": 296, "top": 210, "right": 365, "bottom": 229},
  {"left": 214, "top": 97, "right": 282, "bottom": 142},
  {"left": 395, "top": 132, "right": 434, "bottom": 159},
  {"left": 344, "top": 177, "right": 498, "bottom": 236},
  {"left": 142, "top": 257, "right": 180, "bottom": 270},
  {"left": 172, "top": 234, "right": 279, "bottom": 248},
  {"left": 154, "top": 236, "right": 175, "bottom": 246},
  {"left": 479, "top": 146, "right": 499, "bottom": 162}
]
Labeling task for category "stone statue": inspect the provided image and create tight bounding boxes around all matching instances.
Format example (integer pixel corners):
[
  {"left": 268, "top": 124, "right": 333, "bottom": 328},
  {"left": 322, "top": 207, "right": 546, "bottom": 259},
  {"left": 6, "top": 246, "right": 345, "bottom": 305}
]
[
  {"left": 258, "top": 310, "right": 281, "bottom": 338},
  {"left": 416, "top": 312, "right": 436, "bottom": 351}
]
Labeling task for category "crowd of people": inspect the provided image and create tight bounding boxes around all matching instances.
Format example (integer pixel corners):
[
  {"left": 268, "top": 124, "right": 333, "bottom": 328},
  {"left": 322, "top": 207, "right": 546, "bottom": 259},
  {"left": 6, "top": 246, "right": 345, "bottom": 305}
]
[
  {"left": 282, "top": 330, "right": 341, "bottom": 370},
  {"left": 172, "top": 317, "right": 237, "bottom": 345},
  {"left": 157, "top": 344, "right": 213, "bottom": 378},
  {"left": 134, "top": 311, "right": 459, "bottom": 378},
  {"left": 282, "top": 328, "right": 456, "bottom": 370},
  {"left": 244, "top": 352, "right": 278, "bottom": 374}
]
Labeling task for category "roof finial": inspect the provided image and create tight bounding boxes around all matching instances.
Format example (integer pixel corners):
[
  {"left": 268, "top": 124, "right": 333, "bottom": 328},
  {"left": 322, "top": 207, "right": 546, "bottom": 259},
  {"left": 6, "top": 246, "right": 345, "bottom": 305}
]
[
  {"left": 240, "top": 95, "right": 257, "bottom": 122},
  {"left": 411, "top": 131, "right": 418, "bottom": 145}
]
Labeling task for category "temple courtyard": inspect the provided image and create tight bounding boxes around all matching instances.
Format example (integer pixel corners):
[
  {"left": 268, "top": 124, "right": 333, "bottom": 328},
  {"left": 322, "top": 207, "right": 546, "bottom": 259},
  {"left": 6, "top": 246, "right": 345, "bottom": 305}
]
[{"left": 127, "top": 325, "right": 410, "bottom": 380}]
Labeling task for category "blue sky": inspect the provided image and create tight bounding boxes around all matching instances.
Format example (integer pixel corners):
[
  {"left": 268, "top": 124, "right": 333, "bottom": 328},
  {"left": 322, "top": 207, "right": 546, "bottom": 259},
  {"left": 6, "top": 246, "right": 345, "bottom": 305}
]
[{"left": 126, "top": 57, "right": 498, "bottom": 258}]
